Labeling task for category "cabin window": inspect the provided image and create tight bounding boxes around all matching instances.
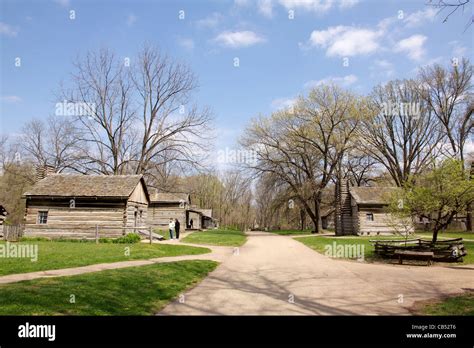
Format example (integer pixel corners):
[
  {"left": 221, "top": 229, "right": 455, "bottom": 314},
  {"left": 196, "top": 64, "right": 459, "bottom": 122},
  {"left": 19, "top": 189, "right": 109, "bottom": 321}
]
[
  {"left": 366, "top": 213, "right": 374, "bottom": 221},
  {"left": 37, "top": 211, "right": 48, "bottom": 224}
]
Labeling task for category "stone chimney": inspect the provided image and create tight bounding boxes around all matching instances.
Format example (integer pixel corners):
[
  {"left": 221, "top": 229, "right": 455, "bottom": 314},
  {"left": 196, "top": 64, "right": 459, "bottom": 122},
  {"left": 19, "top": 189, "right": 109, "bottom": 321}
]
[{"left": 35, "top": 164, "right": 57, "bottom": 181}]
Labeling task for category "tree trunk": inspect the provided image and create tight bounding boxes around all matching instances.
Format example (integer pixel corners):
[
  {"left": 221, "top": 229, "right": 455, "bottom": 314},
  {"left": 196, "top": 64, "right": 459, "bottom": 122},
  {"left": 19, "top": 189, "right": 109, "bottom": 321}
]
[
  {"left": 300, "top": 208, "right": 305, "bottom": 231},
  {"left": 432, "top": 226, "right": 440, "bottom": 244},
  {"left": 467, "top": 205, "right": 472, "bottom": 232},
  {"left": 312, "top": 195, "right": 322, "bottom": 234},
  {"left": 467, "top": 162, "right": 473, "bottom": 231}
]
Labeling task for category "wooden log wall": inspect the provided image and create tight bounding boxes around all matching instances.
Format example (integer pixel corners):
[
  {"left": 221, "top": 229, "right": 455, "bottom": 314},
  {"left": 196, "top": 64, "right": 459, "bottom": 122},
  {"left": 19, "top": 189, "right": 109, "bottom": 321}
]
[
  {"left": 24, "top": 198, "right": 128, "bottom": 239},
  {"left": 147, "top": 203, "right": 186, "bottom": 230}
]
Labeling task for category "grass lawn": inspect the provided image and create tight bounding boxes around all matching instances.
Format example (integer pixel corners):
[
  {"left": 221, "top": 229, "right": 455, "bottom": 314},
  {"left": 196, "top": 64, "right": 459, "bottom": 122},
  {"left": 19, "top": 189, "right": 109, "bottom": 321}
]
[
  {"left": 264, "top": 229, "right": 317, "bottom": 236},
  {"left": 413, "top": 292, "right": 474, "bottom": 315},
  {"left": 415, "top": 230, "right": 474, "bottom": 240},
  {"left": 0, "top": 241, "right": 210, "bottom": 276},
  {"left": 295, "top": 235, "right": 474, "bottom": 264},
  {"left": 0, "top": 260, "right": 218, "bottom": 315},
  {"left": 182, "top": 229, "right": 247, "bottom": 246}
]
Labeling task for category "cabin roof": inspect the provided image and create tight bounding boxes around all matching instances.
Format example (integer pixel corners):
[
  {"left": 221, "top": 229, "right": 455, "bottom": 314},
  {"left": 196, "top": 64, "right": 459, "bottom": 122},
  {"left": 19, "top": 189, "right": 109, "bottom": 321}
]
[
  {"left": 23, "top": 175, "right": 147, "bottom": 199},
  {"left": 198, "top": 208, "right": 213, "bottom": 218},
  {"left": 187, "top": 207, "right": 214, "bottom": 220},
  {"left": 349, "top": 186, "right": 399, "bottom": 205},
  {"left": 149, "top": 190, "right": 190, "bottom": 204}
]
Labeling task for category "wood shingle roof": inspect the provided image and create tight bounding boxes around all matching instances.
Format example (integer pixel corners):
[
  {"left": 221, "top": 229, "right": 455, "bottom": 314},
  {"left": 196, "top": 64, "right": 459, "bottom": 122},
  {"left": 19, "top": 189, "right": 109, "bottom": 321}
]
[
  {"left": 349, "top": 186, "right": 399, "bottom": 205},
  {"left": 23, "top": 175, "right": 145, "bottom": 198}
]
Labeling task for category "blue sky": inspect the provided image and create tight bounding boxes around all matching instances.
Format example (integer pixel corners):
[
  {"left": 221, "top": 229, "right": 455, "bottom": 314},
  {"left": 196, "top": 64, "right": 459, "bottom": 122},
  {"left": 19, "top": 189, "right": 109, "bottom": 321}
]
[{"left": 1, "top": 0, "right": 472, "bottom": 152}]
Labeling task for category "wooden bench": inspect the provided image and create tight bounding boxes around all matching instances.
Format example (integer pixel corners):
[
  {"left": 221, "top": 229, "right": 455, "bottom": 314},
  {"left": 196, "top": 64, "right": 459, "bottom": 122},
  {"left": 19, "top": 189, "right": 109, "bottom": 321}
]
[{"left": 394, "top": 250, "right": 434, "bottom": 266}]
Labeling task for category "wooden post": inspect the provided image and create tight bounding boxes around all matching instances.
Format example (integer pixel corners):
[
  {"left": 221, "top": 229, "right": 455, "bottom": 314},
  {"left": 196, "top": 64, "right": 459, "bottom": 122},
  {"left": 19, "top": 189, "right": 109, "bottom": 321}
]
[
  {"left": 149, "top": 227, "right": 152, "bottom": 244},
  {"left": 95, "top": 224, "right": 99, "bottom": 244}
]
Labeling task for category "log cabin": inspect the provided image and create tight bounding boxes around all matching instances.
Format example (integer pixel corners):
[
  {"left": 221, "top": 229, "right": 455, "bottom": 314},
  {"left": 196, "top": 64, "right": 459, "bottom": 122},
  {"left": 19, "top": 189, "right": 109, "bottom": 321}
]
[
  {"left": 0, "top": 204, "right": 7, "bottom": 235},
  {"left": 186, "top": 208, "right": 217, "bottom": 230},
  {"left": 147, "top": 191, "right": 190, "bottom": 231},
  {"left": 335, "top": 181, "right": 412, "bottom": 236},
  {"left": 199, "top": 208, "right": 218, "bottom": 229},
  {"left": 23, "top": 175, "right": 149, "bottom": 239}
]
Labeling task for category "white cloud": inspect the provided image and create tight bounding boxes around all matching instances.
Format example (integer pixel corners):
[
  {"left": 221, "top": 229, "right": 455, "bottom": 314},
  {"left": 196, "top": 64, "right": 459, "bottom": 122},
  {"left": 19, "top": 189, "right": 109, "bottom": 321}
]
[
  {"left": 370, "top": 59, "right": 395, "bottom": 78},
  {"left": 394, "top": 34, "right": 427, "bottom": 61},
  {"left": 126, "top": 14, "right": 137, "bottom": 27},
  {"left": 234, "top": 0, "right": 251, "bottom": 6},
  {"left": 306, "top": 25, "right": 382, "bottom": 57},
  {"left": 1, "top": 95, "right": 22, "bottom": 103},
  {"left": 214, "top": 30, "right": 266, "bottom": 48},
  {"left": 54, "top": 0, "right": 70, "bottom": 7},
  {"left": 178, "top": 38, "right": 195, "bottom": 50},
  {"left": 279, "top": 0, "right": 358, "bottom": 13},
  {"left": 0, "top": 22, "right": 18, "bottom": 37},
  {"left": 258, "top": 0, "right": 274, "bottom": 18},
  {"left": 450, "top": 40, "right": 468, "bottom": 58},
  {"left": 304, "top": 74, "right": 358, "bottom": 88},
  {"left": 279, "top": 0, "right": 334, "bottom": 13},
  {"left": 271, "top": 97, "right": 297, "bottom": 110},
  {"left": 339, "top": 0, "right": 359, "bottom": 9},
  {"left": 404, "top": 8, "right": 437, "bottom": 28},
  {"left": 196, "top": 12, "right": 223, "bottom": 28}
]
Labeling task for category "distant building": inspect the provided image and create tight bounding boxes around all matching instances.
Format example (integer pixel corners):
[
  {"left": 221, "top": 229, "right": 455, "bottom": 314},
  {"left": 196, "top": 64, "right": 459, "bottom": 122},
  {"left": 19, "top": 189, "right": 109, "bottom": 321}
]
[
  {"left": 335, "top": 181, "right": 412, "bottom": 236},
  {"left": 186, "top": 206, "right": 218, "bottom": 230},
  {"left": 147, "top": 191, "right": 190, "bottom": 231},
  {"left": 0, "top": 204, "right": 7, "bottom": 235},
  {"left": 23, "top": 175, "right": 149, "bottom": 239}
]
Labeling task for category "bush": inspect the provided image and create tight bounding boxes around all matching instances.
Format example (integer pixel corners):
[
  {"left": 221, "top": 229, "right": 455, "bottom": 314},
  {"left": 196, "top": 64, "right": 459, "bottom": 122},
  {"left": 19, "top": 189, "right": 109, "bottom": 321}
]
[
  {"left": 112, "top": 233, "right": 141, "bottom": 244},
  {"left": 56, "top": 237, "right": 92, "bottom": 243},
  {"left": 19, "top": 237, "right": 51, "bottom": 242}
]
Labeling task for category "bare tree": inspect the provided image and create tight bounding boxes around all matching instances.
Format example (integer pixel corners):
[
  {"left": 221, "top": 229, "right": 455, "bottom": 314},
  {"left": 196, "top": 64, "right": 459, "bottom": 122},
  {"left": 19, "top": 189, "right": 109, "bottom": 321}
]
[
  {"left": 361, "top": 79, "right": 442, "bottom": 187},
  {"left": 343, "top": 150, "right": 378, "bottom": 186},
  {"left": 419, "top": 58, "right": 474, "bottom": 230},
  {"left": 61, "top": 46, "right": 213, "bottom": 176},
  {"left": 20, "top": 116, "right": 82, "bottom": 172},
  {"left": 60, "top": 48, "right": 135, "bottom": 174},
  {"left": 419, "top": 59, "right": 473, "bottom": 163},
  {"left": 427, "top": 0, "right": 472, "bottom": 30},
  {"left": 131, "top": 45, "right": 213, "bottom": 176}
]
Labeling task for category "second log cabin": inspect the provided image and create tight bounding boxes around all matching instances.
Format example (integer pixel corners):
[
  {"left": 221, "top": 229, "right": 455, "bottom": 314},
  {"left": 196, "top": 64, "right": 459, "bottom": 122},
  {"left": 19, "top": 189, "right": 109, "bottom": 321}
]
[{"left": 23, "top": 174, "right": 150, "bottom": 239}]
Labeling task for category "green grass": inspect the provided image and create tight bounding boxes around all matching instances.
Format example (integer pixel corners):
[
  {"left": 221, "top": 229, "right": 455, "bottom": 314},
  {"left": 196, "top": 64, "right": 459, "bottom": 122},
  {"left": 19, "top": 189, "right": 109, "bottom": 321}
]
[
  {"left": 415, "top": 230, "right": 474, "bottom": 240},
  {"left": 182, "top": 229, "right": 247, "bottom": 246},
  {"left": 295, "top": 235, "right": 474, "bottom": 264},
  {"left": 0, "top": 240, "right": 210, "bottom": 276},
  {"left": 0, "top": 260, "right": 218, "bottom": 315},
  {"left": 264, "top": 229, "right": 316, "bottom": 236},
  {"left": 154, "top": 228, "right": 171, "bottom": 240},
  {"left": 415, "top": 292, "right": 474, "bottom": 315}
]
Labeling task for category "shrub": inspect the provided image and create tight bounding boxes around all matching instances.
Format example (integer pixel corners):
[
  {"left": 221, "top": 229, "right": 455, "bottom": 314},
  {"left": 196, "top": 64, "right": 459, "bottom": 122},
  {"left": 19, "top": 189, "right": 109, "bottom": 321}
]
[
  {"left": 113, "top": 233, "right": 141, "bottom": 244},
  {"left": 19, "top": 237, "right": 51, "bottom": 242}
]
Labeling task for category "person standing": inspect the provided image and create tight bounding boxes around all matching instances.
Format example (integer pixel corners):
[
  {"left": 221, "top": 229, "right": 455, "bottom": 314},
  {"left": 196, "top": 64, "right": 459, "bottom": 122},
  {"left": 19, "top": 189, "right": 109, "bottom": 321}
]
[
  {"left": 175, "top": 219, "right": 181, "bottom": 239},
  {"left": 168, "top": 218, "right": 175, "bottom": 240},
  {"left": 190, "top": 218, "right": 194, "bottom": 229}
]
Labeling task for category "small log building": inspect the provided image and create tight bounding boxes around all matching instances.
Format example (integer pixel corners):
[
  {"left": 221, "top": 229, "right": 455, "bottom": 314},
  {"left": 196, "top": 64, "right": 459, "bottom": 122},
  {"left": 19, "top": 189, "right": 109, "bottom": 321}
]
[
  {"left": 23, "top": 175, "right": 149, "bottom": 239},
  {"left": 147, "top": 191, "right": 190, "bottom": 231},
  {"left": 335, "top": 181, "right": 412, "bottom": 236}
]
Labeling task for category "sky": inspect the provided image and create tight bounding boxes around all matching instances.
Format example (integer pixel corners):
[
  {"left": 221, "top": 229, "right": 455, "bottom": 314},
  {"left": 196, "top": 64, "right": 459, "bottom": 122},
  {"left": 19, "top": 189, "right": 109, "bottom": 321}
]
[{"left": 0, "top": 0, "right": 473, "bottom": 157}]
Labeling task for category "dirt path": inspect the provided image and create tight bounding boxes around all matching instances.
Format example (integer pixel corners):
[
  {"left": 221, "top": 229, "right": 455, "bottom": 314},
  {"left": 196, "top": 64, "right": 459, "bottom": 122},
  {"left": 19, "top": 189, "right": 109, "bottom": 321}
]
[{"left": 159, "top": 231, "right": 474, "bottom": 315}]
